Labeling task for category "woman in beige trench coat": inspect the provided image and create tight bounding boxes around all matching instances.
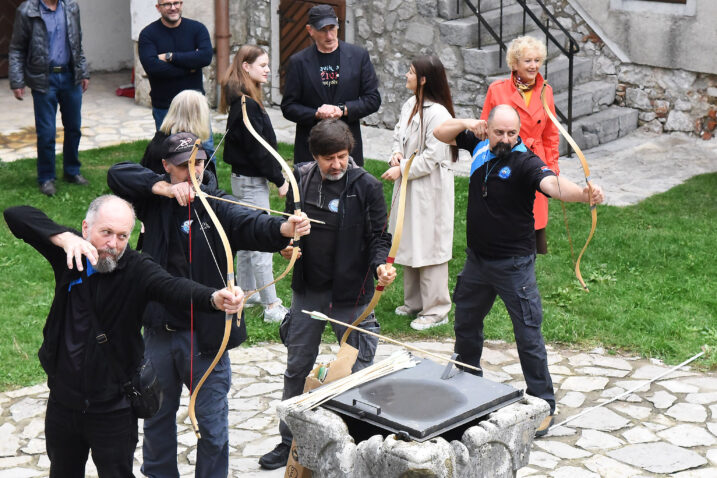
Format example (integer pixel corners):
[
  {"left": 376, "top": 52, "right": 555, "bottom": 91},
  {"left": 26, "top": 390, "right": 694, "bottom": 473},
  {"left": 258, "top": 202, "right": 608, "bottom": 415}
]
[{"left": 381, "top": 55, "right": 457, "bottom": 331}]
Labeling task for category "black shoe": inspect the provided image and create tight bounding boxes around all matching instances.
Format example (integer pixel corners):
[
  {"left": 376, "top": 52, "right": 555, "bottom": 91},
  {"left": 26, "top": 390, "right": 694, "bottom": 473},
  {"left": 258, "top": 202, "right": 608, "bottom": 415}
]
[
  {"left": 63, "top": 174, "right": 89, "bottom": 185},
  {"left": 258, "top": 442, "right": 290, "bottom": 470},
  {"left": 39, "top": 180, "right": 56, "bottom": 196}
]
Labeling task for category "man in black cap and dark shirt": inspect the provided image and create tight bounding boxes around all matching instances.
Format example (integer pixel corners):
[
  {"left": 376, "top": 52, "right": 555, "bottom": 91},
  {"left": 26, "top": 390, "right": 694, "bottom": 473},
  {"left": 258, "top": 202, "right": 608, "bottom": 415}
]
[
  {"left": 3, "top": 195, "right": 244, "bottom": 476},
  {"left": 281, "top": 4, "right": 381, "bottom": 166},
  {"left": 108, "top": 132, "right": 311, "bottom": 477},
  {"left": 434, "top": 104, "right": 605, "bottom": 437}
]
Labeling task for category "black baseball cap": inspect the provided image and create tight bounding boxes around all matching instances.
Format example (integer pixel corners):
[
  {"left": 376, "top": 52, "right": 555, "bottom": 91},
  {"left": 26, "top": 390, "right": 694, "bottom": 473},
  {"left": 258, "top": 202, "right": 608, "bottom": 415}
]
[
  {"left": 308, "top": 4, "right": 338, "bottom": 30},
  {"left": 163, "top": 132, "right": 207, "bottom": 166}
]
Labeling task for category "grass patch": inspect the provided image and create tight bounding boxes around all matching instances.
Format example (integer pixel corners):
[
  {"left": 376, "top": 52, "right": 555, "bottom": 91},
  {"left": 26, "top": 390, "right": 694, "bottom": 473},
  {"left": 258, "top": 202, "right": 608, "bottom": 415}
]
[{"left": 1, "top": 139, "right": 715, "bottom": 390}]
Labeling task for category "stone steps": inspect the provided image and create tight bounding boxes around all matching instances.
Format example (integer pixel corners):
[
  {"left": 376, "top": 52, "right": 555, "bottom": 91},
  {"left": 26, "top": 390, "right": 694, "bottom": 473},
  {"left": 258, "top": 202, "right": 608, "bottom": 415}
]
[
  {"left": 440, "top": 2, "right": 540, "bottom": 49},
  {"left": 437, "top": 0, "right": 640, "bottom": 151},
  {"left": 560, "top": 106, "right": 639, "bottom": 155},
  {"left": 439, "top": 0, "right": 520, "bottom": 21},
  {"left": 463, "top": 28, "right": 570, "bottom": 77}
]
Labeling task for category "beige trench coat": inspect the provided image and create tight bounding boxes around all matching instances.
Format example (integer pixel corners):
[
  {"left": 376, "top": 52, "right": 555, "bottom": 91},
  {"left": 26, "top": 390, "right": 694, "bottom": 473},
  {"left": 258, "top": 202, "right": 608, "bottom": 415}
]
[{"left": 388, "top": 97, "right": 454, "bottom": 268}]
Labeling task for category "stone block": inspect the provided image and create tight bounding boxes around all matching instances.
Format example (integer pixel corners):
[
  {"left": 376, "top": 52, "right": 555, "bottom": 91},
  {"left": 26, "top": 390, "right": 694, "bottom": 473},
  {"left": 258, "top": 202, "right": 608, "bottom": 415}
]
[
  {"left": 278, "top": 395, "right": 549, "bottom": 478},
  {"left": 438, "top": 0, "right": 464, "bottom": 20},
  {"left": 664, "top": 110, "right": 694, "bottom": 132},
  {"left": 462, "top": 46, "right": 510, "bottom": 76},
  {"left": 554, "top": 88, "right": 594, "bottom": 119},
  {"left": 416, "top": 0, "right": 438, "bottom": 17},
  {"left": 625, "top": 88, "right": 651, "bottom": 110},
  {"left": 439, "top": 16, "right": 479, "bottom": 48},
  {"left": 618, "top": 108, "right": 639, "bottom": 137},
  {"left": 542, "top": 56, "right": 593, "bottom": 93},
  {"left": 405, "top": 22, "right": 435, "bottom": 46}
]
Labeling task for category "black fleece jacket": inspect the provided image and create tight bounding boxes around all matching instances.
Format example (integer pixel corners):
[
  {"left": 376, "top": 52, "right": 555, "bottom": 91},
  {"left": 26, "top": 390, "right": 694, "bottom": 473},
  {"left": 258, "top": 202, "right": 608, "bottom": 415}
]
[
  {"left": 4, "top": 205, "right": 218, "bottom": 411},
  {"left": 107, "top": 162, "right": 291, "bottom": 352},
  {"left": 285, "top": 160, "right": 391, "bottom": 306}
]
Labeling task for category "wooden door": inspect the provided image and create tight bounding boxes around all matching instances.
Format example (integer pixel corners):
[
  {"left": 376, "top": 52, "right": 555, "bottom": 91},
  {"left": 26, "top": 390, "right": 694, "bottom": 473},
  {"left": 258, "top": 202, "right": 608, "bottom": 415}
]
[
  {"left": 279, "top": 0, "right": 346, "bottom": 93},
  {"left": 0, "top": 0, "right": 24, "bottom": 78}
]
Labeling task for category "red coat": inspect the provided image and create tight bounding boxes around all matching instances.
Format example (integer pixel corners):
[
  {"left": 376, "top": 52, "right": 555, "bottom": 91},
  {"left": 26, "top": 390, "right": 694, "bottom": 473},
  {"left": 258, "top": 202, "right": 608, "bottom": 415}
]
[{"left": 480, "top": 72, "right": 560, "bottom": 230}]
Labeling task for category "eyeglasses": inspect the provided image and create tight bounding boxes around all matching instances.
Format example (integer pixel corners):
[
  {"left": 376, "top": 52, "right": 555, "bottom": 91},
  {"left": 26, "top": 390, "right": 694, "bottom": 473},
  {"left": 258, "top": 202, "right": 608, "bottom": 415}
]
[{"left": 159, "top": 1, "right": 182, "bottom": 8}]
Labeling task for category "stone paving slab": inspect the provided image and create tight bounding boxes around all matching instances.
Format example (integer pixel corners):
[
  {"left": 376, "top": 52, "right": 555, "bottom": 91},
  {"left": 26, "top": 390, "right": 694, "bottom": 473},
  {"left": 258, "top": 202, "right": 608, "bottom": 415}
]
[{"left": 1, "top": 340, "right": 715, "bottom": 477}]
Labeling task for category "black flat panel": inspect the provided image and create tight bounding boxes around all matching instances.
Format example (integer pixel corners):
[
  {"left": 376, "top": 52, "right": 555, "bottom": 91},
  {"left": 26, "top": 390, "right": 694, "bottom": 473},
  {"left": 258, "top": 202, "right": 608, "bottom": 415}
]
[{"left": 323, "top": 358, "right": 523, "bottom": 442}]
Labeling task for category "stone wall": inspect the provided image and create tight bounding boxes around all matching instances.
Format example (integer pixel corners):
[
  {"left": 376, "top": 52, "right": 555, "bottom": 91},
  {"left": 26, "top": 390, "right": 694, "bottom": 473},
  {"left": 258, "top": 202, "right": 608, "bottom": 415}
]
[
  {"left": 138, "top": 0, "right": 717, "bottom": 138},
  {"left": 545, "top": 0, "right": 717, "bottom": 138}
]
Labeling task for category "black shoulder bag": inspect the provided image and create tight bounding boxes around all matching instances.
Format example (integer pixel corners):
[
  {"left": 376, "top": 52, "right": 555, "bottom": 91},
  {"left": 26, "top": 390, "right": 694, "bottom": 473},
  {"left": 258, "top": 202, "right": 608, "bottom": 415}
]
[{"left": 89, "top": 310, "right": 163, "bottom": 419}]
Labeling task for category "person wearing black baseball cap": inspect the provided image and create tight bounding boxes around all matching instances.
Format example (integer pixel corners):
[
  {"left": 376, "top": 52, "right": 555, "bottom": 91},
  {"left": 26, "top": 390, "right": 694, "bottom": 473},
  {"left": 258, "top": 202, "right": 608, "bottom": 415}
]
[
  {"left": 280, "top": 3, "right": 381, "bottom": 167},
  {"left": 107, "top": 132, "right": 311, "bottom": 478}
]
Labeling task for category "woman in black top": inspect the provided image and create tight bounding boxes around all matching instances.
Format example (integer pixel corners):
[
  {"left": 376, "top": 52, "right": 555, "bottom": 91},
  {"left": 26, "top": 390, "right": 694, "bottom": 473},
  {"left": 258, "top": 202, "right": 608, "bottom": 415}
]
[
  {"left": 139, "top": 89, "right": 217, "bottom": 188},
  {"left": 220, "top": 45, "right": 288, "bottom": 323}
]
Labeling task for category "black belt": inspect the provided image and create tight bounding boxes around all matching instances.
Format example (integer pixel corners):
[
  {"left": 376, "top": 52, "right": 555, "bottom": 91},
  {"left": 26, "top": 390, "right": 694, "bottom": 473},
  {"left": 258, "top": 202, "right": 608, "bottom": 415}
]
[{"left": 50, "top": 65, "right": 69, "bottom": 73}]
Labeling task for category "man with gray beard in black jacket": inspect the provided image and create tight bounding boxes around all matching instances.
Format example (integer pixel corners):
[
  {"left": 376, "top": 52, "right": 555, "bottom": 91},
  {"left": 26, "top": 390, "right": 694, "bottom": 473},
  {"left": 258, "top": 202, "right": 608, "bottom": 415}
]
[{"left": 4, "top": 195, "right": 243, "bottom": 477}]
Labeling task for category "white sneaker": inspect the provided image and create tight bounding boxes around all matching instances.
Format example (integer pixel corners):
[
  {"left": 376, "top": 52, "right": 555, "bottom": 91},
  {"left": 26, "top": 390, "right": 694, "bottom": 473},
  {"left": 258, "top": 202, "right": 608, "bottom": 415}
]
[
  {"left": 263, "top": 303, "right": 289, "bottom": 323},
  {"left": 394, "top": 305, "right": 419, "bottom": 317},
  {"left": 410, "top": 315, "right": 448, "bottom": 331},
  {"left": 244, "top": 294, "right": 262, "bottom": 308}
]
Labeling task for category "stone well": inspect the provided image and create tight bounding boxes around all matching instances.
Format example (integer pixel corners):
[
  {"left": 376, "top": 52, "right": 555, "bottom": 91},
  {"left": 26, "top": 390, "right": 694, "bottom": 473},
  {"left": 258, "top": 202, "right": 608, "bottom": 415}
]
[{"left": 277, "top": 394, "right": 550, "bottom": 478}]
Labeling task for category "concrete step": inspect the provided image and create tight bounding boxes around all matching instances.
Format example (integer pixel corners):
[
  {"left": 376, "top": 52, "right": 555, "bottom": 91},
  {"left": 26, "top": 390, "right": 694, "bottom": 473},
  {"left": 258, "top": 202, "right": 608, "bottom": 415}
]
[
  {"left": 440, "top": 2, "right": 540, "bottom": 48},
  {"left": 463, "top": 28, "right": 570, "bottom": 76},
  {"left": 439, "top": 0, "right": 520, "bottom": 20},
  {"left": 553, "top": 80, "right": 617, "bottom": 119},
  {"left": 559, "top": 106, "right": 639, "bottom": 155}
]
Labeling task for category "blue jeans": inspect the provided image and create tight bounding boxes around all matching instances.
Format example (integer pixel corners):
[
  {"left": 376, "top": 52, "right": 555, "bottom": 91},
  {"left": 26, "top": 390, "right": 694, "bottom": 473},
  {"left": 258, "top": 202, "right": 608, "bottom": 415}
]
[
  {"left": 141, "top": 327, "right": 230, "bottom": 478},
  {"left": 152, "top": 106, "right": 215, "bottom": 162},
  {"left": 31, "top": 71, "right": 82, "bottom": 183}
]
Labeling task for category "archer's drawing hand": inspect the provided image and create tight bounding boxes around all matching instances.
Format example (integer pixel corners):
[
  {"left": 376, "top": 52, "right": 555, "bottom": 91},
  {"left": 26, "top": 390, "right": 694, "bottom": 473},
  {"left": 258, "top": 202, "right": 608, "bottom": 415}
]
[
  {"left": 170, "top": 182, "right": 195, "bottom": 206},
  {"left": 50, "top": 232, "right": 98, "bottom": 272}
]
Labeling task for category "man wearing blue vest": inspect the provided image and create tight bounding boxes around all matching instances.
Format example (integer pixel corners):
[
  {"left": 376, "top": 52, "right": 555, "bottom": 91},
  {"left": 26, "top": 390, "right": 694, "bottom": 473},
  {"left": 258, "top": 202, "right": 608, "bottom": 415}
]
[{"left": 434, "top": 104, "right": 605, "bottom": 437}]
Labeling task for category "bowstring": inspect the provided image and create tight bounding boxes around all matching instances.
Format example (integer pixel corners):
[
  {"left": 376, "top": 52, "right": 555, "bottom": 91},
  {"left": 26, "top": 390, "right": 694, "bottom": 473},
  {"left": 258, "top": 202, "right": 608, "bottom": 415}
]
[{"left": 187, "top": 197, "right": 194, "bottom": 394}]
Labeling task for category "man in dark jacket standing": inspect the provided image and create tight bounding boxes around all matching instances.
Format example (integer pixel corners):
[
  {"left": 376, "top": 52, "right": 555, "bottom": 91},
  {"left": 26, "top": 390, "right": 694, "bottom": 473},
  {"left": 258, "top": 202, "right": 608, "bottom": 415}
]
[
  {"left": 9, "top": 0, "right": 90, "bottom": 196},
  {"left": 3, "top": 196, "right": 243, "bottom": 477},
  {"left": 108, "top": 132, "right": 310, "bottom": 477},
  {"left": 138, "top": 1, "right": 213, "bottom": 133},
  {"left": 259, "top": 119, "right": 396, "bottom": 470},
  {"left": 281, "top": 4, "right": 381, "bottom": 166}
]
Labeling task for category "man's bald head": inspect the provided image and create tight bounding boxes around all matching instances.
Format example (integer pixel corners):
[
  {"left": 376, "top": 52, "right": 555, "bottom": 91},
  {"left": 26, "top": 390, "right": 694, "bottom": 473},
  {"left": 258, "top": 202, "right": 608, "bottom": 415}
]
[
  {"left": 487, "top": 104, "right": 521, "bottom": 129},
  {"left": 486, "top": 104, "right": 521, "bottom": 153}
]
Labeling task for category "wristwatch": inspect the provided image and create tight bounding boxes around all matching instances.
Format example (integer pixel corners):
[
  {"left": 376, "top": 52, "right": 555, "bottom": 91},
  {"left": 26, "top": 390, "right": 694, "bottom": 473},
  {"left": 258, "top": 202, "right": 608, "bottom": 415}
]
[
  {"left": 166, "top": 52, "right": 174, "bottom": 63},
  {"left": 337, "top": 103, "right": 346, "bottom": 117}
]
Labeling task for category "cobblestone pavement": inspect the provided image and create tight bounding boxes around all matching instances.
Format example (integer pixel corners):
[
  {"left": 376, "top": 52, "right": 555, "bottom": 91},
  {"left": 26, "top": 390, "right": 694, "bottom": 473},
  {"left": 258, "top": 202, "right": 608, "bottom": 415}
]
[
  {"left": 2, "top": 72, "right": 716, "bottom": 477},
  {"left": 1, "top": 340, "right": 715, "bottom": 477}
]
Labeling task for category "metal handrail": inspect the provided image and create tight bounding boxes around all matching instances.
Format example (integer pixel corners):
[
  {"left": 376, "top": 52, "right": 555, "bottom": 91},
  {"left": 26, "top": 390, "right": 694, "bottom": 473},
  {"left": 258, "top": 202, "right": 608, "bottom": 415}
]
[{"left": 461, "top": 0, "right": 580, "bottom": 136}]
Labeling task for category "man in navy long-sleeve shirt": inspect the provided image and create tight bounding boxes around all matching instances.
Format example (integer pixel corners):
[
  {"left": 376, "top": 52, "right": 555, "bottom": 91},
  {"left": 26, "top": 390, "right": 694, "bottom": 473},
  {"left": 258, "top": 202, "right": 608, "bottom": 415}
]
[{"left": 138, "top": 1, "right": 212, "bottom": 130}]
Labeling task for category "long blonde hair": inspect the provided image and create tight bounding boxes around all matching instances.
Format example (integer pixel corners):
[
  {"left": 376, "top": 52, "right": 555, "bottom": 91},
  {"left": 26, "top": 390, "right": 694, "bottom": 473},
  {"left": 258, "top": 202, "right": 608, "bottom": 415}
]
[
  {"left": 220, "top": 44, "right": 267, "bottom": 113},
  {"left": 159, "top": 90, "right": 211, "bottom": 140}
]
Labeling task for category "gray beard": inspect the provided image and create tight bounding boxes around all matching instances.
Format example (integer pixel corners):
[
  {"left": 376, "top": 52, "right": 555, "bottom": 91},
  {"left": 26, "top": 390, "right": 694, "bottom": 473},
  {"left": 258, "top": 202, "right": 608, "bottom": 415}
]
[
  {"left": 94, "top": 247, "right": 125, "bottom": 273},
  {"left": 322, "top": 170, "right": 347, "bottom": 181}
]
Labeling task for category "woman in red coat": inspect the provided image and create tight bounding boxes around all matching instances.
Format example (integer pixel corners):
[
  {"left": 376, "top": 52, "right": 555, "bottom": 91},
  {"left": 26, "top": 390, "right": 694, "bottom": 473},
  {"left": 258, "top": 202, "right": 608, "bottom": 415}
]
[{"left": 480, "top": 36, "right": 560, "bottom": 253}]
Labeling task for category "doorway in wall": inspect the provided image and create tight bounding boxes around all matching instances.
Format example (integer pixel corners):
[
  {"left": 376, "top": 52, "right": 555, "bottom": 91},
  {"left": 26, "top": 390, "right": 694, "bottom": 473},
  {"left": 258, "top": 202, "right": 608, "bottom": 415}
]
[
  {"left": 0, "top": 0, "right": 25, "bottom": 78},
  {"left": 278, "top": 0, "right": 346, "bottom": 94}
]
